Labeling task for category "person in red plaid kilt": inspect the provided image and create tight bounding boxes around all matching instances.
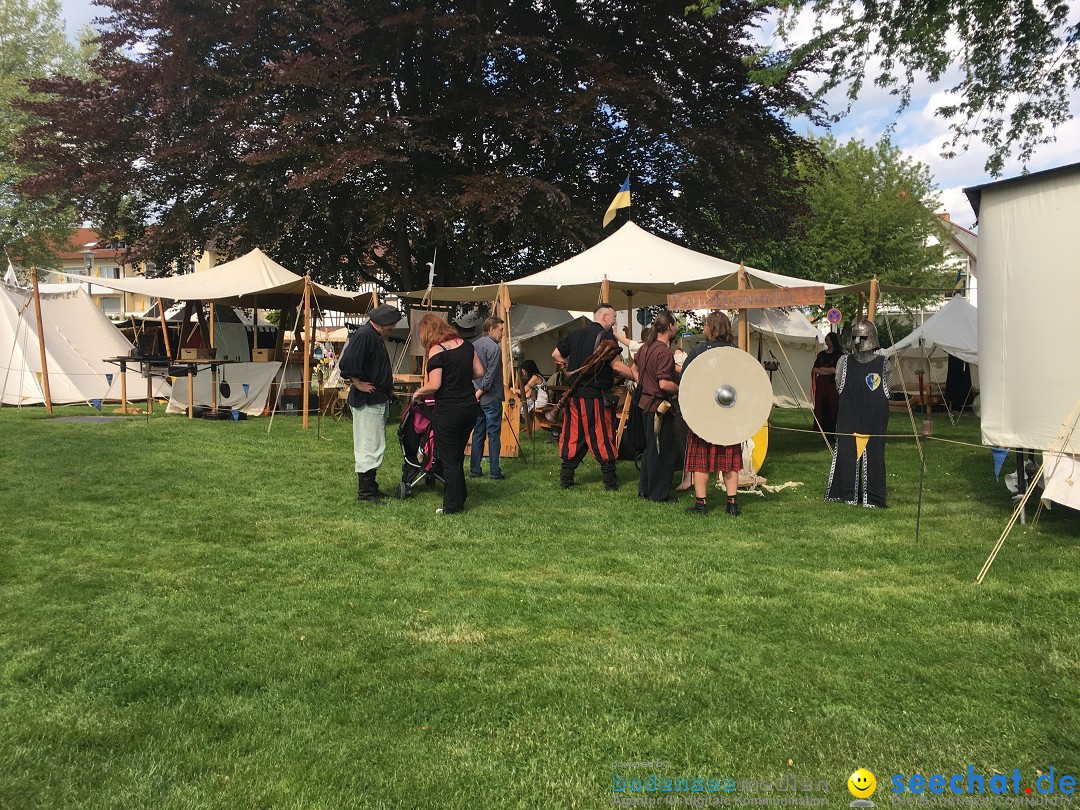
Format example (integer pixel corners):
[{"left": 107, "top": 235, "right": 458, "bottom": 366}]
[{"left": 682, "top": 311, "right": 743, "bottom": 516}]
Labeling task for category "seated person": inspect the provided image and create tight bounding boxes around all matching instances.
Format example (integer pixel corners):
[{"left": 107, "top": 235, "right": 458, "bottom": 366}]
[{"left": 518, "top": 359, "right": 549, "bottom": 412}]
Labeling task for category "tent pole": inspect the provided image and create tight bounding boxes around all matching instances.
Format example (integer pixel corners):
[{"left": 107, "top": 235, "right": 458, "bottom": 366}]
[
  {"left": 737, "top": 263, "right": 749, "bottom": 352},
  {"left": 157, "top": 298, "right": 172, "bottom": 359},
  {"left": 302, "top": 275, "right": 313, "bottom": 429},
  {"left": 252, "top": 295, "right": 259, "bottom": 360},
  {"left": 30, "top": 267, "right": 53, "bottom": 412},
  {"left": 600, "top": 275, "right": 610, "bottom": 305},
  {"left": 867, "top": 276, "right": 880, "bottom": 322},
  {"left": 625, "top": 292, "right": 634, "bottom": 341}
]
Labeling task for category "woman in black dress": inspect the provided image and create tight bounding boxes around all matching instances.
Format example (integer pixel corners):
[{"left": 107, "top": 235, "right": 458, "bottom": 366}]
[
  {"left": 412, "top": 314, "right": 484, "bottom": 514},
  {"left": 812, "top": 332, "right": 844, "bottom": 435}
]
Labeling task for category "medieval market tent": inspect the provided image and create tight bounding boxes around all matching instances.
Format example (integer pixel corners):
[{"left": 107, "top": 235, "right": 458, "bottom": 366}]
[
  {"left": 84, "top": 248, "right": 374, "bottom": 418},
  {"left": 965, "top": 162, "right": 1080, "bottom": 509},
  {"left": 881, "top": 295, "right": 979, "bottom": 408},
  {"left": 1, "top": 282, "right": 169, "bottom": 406},
  {"left": 401, "top": 222, "right": 853, "bottom": 311},
  {"left": 80, "top": 247, "right": 374, "bottom": 311}
]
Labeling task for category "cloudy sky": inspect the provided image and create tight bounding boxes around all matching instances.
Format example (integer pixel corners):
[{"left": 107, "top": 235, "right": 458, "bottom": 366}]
[{"left": 57, "top": 1, "right": 1080, "bottom": 231}]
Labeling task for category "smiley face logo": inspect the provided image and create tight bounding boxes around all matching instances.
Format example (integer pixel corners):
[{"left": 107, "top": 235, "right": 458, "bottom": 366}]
[{"left": 848, "top": 769, "right": 876, "bottom": 799}]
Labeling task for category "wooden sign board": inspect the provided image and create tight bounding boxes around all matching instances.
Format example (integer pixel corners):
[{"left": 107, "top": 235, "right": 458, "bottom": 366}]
[{"left": 668, "top": 286, "right": 826, "bottom": 310}]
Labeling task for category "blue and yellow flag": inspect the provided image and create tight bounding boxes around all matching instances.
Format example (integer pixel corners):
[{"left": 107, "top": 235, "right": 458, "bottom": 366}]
[
  {"left": 603, "top": 177, "right": 631, "bottom": 227},
  {"left": 953, "top": 269, "right": 965, "bottom": 293}
]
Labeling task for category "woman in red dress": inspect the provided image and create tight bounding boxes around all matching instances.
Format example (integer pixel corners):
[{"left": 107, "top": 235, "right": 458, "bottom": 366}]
[{"left": 812, "top": 332, "right": 843, "bottom": 435}]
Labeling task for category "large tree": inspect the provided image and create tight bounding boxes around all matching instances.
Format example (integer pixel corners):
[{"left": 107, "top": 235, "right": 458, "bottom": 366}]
[
  {"left": 20, "top": 0, "right": 824, "bottom": 291},
  {"left": 697, "top": 0, "right": 1080, "bottom": 176},
  {"left": 0, "top": 0, "right": 88, "bottom": 273},
  {"left": 734, "top": 135, "right": 951, "bottom": 312}
]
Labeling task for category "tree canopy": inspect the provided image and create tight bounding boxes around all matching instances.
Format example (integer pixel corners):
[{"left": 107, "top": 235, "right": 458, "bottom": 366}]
[
  {"left": 695, "top": 0, "right": 1080, "bottom": 176},
  {"left": 20, "top": 0, "right": 825, "bottom": 291},
  {"left": 1, "top": 0, "right": 88, "bottom": 273},
  {"left": 734, "top": 135, "right": 951, "bottom": 312}
]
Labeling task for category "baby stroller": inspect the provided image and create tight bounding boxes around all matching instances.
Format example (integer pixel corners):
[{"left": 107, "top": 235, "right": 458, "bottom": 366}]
[{"left": 396, "top": 395, "right": 444, "bottom": 499}]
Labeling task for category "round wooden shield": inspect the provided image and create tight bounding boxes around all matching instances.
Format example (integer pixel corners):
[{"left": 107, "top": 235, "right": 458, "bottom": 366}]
[{"left": 680, "top": 347, "right": 773, "bottom": 446}]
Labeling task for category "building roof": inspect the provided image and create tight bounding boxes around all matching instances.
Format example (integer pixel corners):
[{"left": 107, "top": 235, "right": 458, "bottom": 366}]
[
  {"left": 54, "top": 228, "right": 125, "bottom": 261},
  {"left": 964, "top": 161, "right": 1080, "bottom": 217}
]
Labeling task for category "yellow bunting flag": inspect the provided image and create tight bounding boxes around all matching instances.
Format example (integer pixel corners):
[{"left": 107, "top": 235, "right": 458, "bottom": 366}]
[{"left": 854, "top": 433, "right": 869, "bottom": 460}]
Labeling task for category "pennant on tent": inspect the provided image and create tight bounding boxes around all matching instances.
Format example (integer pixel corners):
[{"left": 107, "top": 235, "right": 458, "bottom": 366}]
[
  {"left": 992, "top": 447, "right": 1009, "bottom": 480},
  {"left": 603, "top": 176, "right": 631, "bottom": 227},
  {"left": 91, "top": 399, "right": 102, "bottom": 412},
  {"left": 242, "top": 383, "right": 249, "bottom": 397},
  {"left": 105, "top": 373, "right": 114, "bottom": 386},
  {"left": 231, "top": 408, "right": 240, "bottom": 422},
  {"left": 854, "top": 433, "right": 869, "bottom": 460}
]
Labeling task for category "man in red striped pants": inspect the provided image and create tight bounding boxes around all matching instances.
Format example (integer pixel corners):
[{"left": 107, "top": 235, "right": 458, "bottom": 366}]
[{"left": 552, "top": 304, "right": 637, "bottom": 491}]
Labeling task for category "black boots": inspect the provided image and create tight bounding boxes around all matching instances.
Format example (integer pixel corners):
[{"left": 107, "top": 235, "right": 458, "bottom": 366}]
[
  {"left": 357, "top": 471, "right": 386, "bottom": 504},
  {"left": 725, "top": 496, "right": 741, "bottom": 516}
]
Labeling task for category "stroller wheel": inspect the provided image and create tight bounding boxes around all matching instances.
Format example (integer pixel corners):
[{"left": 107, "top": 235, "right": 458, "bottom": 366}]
[
  {"left": 397, "top": 482, "right": 411, "bottom": 500},
  {"left": 425, "top": 475, "right": 436, "bottom": 488}
]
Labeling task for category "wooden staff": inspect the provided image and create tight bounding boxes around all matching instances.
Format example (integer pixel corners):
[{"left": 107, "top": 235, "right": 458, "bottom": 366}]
[{"left": 30, "top": 267, "right": 53, "bottom": 412}]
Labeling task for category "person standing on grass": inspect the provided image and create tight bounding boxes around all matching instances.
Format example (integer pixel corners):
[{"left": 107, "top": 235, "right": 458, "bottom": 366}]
[
  {"left": 812, "top": 332, "right": 844, "bottom": 436},
  {"left": 552, "top": 303, "right": 637, "bottom": 491},
  {"left": 412, "top": 313, "right": 484, "bottom": 515},
  {"left": 470, "top": 316, "right": 506, "bottom": 480},
  {"left": 635, "top": 310, "right": 680, "bottom": 503},
  {"left": 339, "top": 303, "right": 402, "bottom": 504},
  {"left": 681, "top": 311, "right": 743, "bottom": 516}
]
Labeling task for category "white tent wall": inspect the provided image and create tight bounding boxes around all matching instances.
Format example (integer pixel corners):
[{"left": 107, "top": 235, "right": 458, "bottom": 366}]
[
  {"left": 969, "top": 165, "right": 1080, "bottom": 453},
  {"left": 1, "top": 283, "right": 169, "bottom": 406},
  {"left": 731, "top": 309, "right": 823, "bottom": 408},
  {"left": 881, "top": 296, "right": 980, "bottom": 401},
  {"left": 167, "top": 361, "right": 281, "bottom": 416},
  {"left": 510, "top": 305, "right": 590, "bottom": 377}
]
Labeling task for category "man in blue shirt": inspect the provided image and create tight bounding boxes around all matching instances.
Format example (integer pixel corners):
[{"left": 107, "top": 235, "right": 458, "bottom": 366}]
[{"left": 470, "top": 316, "right": 506, "bottom": 479}]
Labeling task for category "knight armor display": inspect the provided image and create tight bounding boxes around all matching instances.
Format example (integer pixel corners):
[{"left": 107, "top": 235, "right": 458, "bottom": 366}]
[{"left": 849, "top": 319, "right": 881, "bottom": 362}]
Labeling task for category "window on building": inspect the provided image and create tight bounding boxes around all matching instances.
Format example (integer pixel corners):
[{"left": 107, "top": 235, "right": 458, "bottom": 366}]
[
  {"left": 98, "top": 266, "right": 120, "bottom": 279},
  {"left": 100, "top": 296, "right": 122, "bottom": 316}
]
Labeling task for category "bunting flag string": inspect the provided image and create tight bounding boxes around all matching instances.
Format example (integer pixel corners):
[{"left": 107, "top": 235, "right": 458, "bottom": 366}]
[{"left": 992, "top": 447, "right": 1009, "bottom": 480}]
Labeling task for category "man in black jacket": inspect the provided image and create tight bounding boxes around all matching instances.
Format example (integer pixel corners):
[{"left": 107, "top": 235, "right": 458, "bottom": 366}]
[{"left": 338, "top": 303, "right": 401, "bottom": 503}]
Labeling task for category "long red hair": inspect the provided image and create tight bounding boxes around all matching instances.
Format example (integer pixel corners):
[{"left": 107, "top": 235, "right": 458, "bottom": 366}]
[{"left": 417, "top": 313, "right": 458, "bottom": 350}]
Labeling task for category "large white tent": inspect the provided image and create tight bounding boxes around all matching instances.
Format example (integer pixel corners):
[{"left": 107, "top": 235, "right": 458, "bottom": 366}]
[
  {"left": 881, "top": 295, "right": 979, "bottom": 400},
  {"left": 965, "top": 163, "right": 1080, "bottom": 510},
  {"left": 965, "top": 164, "right": 1080, "bottom": 455},
  {"left": 1, "top": 283, "right": 169, "bottom": 406},
  {"left": 83, "top": 247, "right": 374, "bottom": 311},
  {"left": 403, "top": 222, "right": 854, "bottom": 310}
]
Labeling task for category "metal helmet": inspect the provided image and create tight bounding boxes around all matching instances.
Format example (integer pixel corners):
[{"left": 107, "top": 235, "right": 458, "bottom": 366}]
[{"left": 850, "top": 319, "right": 880, "bottom": 359}]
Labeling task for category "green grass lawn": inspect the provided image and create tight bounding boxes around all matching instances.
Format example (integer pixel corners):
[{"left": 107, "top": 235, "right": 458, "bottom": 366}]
[{"left": 0, "top": 404, "right": 1077, "bottom": 809}]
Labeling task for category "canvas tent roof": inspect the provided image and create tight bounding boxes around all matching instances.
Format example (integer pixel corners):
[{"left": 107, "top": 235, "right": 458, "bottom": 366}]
[
  {"left": 401, "top": 222, "right": 928, "bottom": 309},
  {"left": 883, "top": 295, "right": 978, "bottom": 365},
  {"left": 1, "top": 282, "right": 170, "bottom": 405},
  {"left": 82, "top": 248, "right": 374, "bottom": 312}
]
